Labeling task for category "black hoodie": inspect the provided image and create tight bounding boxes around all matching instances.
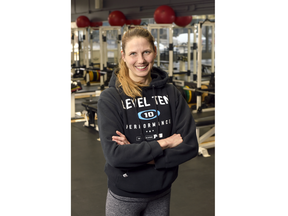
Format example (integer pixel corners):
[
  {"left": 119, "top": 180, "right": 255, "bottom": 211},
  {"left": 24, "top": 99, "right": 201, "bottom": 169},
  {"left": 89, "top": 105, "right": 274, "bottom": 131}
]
[{"left": 97, "top": 67, "right": 198, "bottom": 198}]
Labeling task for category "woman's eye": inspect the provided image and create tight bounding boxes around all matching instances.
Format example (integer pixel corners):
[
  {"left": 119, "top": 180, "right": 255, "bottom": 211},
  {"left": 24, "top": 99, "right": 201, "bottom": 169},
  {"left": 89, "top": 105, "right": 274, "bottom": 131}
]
[{"left": 130, "top": 52, "right": 136, "bottom": 56}]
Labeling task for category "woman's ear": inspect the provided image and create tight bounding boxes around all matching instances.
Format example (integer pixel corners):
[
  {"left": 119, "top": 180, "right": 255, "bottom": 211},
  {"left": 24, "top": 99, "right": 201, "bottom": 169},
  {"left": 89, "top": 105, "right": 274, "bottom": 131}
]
[
  {"left": 154, "top": 45, "right": 157, "bottom": 59},
  {"left": 121, "top": 50, "right": 126, "bottom": 62}
]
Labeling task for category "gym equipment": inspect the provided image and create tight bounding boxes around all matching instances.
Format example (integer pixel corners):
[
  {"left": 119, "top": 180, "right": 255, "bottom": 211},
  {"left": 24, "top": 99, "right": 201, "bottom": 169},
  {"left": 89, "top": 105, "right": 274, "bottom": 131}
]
[
  {"left": 182, "top": 20, "right": 215, "bottom": 156},
  {"left": 81, "top": 101, "right": 99, "bottom": 131},
  {"left": 178, "top": 55, "right": 188, "bottom": 71},
  {"left": 99, "top": 26, "right": 121, "bottom": 70},
  {"left": 175, "top": 82, "right": 212, "bottom": 104},
  {"left": 72, "top": 69, "right": 85, "bottom": 79},
  {"left": 71, "top": 27, "right": 90, "bottom": 68},
  {"left": 71, "top": 27, "right": 93, "bottom": 85},
  {"left": 87, "top": 70, "right": 101, "bottom": 82},
  {"left": 88, "top": 26, "right": 100, "bottom": 69},
  {"left": 172, "top": 25, "right": 197, "bottom": 82},
  {"left": 192, "top": 111, "right": 215, "bottom": 157},
  {"left": 148, "top": 23, "right": 207, "bottom": 85},
  {"left": 125, "top": 19, "right": 142, "bottom": 26},
  {"left": 90, "top": 21, "right": 103, "bottom": 27},
  {"left": 71, "top": 80, "right": 84, "bottom": 119},
  {"left": 71, "top": 26, "right": 119, "bottom": 89},
  {"left": 80, "top": 26, "right": 121, "bottom": 89},
  {"left": 108, "top": 11, "right": 126, "bottom": 27},
  {"left": 195, "top": 19, "right": 215, "bottom": 113},
  {"left": 184, "top": 85, "right": 196, "bottom": 103},
  {"left": 81, "top": 88, "right": 101, "bottom": 129},
  {"left": 153, "top": 60, "right": 170, "bottom": 70},
  {"left": 71, "top": 80, "right": 82, "bottom": 92},
  {"left": 71, "top": 85, "right": 101, "bottom": 119},
  {"left": 173, "top": 21, "right": 215, "bottom": 112},
  {"left": 172, "top": 22, "right": 215, "bottom": 113},
  {"left": 76, "top": 16, "right": 90, "bottom": 28},
  {"left": 71, "top": 28, "right": 79, "bottom": 67},
  {"left": 132, "top": 19, "right": 141, "bottom": 25},
  {"left": 147, "top": 24, "right": 174, "bottom": 78},
  {"left": 154, "top": 5, "right": 175, "bottom": 24},
  {"left": 125, "top": 20, "right": 133, "bottom": 25},
  {"left": 174, "top": 16, "right": 193, "bottom": 27}
]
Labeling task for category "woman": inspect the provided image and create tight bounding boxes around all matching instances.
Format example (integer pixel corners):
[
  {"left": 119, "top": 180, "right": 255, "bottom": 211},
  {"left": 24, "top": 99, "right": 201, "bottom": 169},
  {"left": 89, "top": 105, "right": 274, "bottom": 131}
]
[{"left": 97, "top": 27, "right": 198, "bottom": 216}]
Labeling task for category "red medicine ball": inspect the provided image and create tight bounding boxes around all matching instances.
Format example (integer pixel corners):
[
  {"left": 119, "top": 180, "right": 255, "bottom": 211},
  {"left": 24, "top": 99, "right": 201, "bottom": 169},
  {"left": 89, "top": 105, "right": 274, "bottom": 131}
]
[
  {"left": 108, "top": 11, "right": 126, "bottom": 26},
  {"left": 125, "top": 20, "right": 133, "bottom": 25},
  {"left": 154, "top": 5, "right": 175, "bottom": 24},
  {"left": 126, "top": 19, "right": 141, "bottom": 26},
  {"left": 132, "top": 19, "right": 141, "bottom": 25},
  {"left": 174, "top": 16, "right": 193, "bottom": 27},
  {"left": 76, "top": 16, "right": 91, "bottom": 28},
  {"left": 90, "top": 21, "right": 103, "bottom": 27}
]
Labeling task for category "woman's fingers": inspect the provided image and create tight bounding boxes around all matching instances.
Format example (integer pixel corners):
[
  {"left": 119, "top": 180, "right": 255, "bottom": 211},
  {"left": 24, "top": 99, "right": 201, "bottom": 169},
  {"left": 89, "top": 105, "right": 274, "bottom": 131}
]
[
  {"left": 112, "top": 134, "right": 130, "bottom": 145},
  {"left": 112, "top": 137, "right": 125, "bottom": 145},
  {"left": 112, "top": 136, "right": 123, "bottom": 142},
  {"left": 116, "top": 131, "right": 130, "bottom": 144},
  {"left": 116, "top": 131, "right": 125, "bottom": 137}
]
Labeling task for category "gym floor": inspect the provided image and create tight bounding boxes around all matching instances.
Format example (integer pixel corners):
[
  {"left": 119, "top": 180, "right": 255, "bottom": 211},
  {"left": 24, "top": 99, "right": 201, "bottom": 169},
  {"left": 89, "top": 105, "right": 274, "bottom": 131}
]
[{"left": 71, "top": 98, "right": 215, "bottom": 216}]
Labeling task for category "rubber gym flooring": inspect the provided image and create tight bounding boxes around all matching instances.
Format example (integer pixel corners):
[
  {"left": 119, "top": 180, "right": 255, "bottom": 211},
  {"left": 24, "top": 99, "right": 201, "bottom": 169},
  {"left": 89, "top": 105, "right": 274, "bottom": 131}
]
[{"left": 71, "top": 103, "right": 215, "bottom": 216}]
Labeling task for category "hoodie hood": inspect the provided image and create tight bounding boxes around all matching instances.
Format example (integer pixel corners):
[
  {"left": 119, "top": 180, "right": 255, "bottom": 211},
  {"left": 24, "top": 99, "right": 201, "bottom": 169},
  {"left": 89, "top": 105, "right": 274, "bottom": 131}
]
[{"left": 108, "top": 66, "right": 169, "bottom": 89}]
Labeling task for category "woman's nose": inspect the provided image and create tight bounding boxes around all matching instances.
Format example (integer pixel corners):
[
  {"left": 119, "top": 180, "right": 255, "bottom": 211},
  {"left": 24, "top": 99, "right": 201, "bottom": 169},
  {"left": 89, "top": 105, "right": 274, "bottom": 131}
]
[{"left": 137, "top": 54, "right": 145, "bottom": 63}]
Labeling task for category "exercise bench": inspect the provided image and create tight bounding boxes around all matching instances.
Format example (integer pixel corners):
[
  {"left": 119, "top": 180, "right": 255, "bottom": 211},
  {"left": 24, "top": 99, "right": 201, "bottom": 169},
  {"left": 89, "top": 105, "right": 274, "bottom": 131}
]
[{"left": 192, "top": 111, "right": 215, "bottom": 157}]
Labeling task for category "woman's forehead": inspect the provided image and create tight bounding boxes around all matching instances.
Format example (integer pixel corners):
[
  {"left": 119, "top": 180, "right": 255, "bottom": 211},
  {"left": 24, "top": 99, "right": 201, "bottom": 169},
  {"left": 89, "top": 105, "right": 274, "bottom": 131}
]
[{"left": 124, "top": 36, "right": 153, "bottom": 51}]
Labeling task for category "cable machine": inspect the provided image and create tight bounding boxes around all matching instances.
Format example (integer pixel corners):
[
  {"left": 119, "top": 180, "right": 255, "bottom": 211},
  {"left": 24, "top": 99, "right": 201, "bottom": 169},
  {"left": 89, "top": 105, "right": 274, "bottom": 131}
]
[
  {"left": 147, "top": 24, "right": 174, "bottom": 79},
  {"left": 98, "top": 26, "right": 122, "bottom": 88},
  {"left": 172, "top": 25, "right": 197, "bottom": 82},
  {"left": 195, "top": 20, "right": 215, "bottom": 113}
]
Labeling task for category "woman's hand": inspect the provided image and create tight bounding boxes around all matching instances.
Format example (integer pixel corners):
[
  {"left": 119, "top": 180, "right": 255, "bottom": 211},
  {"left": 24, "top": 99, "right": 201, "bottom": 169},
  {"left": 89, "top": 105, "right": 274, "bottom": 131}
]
[
  {"left": 157, "top": 133, "right": 183, "bottom": 150},
  {"left": 112, "top": 131, "right": 130, "bottom": 145},
  {"left": 147, "top": 160, "right": 155, "bottom": 164}
]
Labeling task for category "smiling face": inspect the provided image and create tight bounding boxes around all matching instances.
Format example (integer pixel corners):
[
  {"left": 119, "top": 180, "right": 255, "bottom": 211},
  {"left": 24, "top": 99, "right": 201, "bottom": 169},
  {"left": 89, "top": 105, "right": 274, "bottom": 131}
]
[{"left": 121, "top": 36, "right": 157, "bottom": 84}]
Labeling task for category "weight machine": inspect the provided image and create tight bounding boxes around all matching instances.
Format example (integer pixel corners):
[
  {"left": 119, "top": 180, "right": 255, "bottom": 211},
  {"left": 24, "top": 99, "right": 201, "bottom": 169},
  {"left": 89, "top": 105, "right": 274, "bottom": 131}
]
[
  {"left": 192, "top": 20, "right": 215, "bottom": 156},
  {"left": 172, "top": 25, "right": 197, "bottom": 82},
  {"left": 71, "top": 26, "right": 121, "bottom": 87},
  {"left": 146, "top": 22, "right": 215, "bottom": 156},
  {"left": 148, "top": 24, "right": 210, "bottom": 85},
  {"left": 147, "top": 24, "right": 174, "bottom": 78},
  {"left": 185, "top": 19, "right": 215, "bottom": 113},
  {"left": 70, "top": 27, "right": 101, "bottom": 119},
  {"left": 99, "top": 26, "right": 122, "bottom": 68},
  {"left": 71, "top": 26, "right": 122, "bottom": 119},
  {"left": 71, "top": 27, "right": 94, "bottom": 119},
  {"left": 71, "top": 27, "right": 86, "bottom": 80}
]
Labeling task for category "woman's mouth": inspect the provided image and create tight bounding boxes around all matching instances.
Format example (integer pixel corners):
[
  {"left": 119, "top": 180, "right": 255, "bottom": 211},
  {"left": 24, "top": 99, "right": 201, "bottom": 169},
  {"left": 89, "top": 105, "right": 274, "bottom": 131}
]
[{"left": 135, "top": 65, "right": 148, "bottom": 71}]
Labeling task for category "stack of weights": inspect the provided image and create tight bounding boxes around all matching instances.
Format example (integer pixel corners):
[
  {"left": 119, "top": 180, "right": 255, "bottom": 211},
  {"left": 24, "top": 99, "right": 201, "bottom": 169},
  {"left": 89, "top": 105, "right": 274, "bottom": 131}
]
[
  {"left": 87, "top": 70, "right": 101, "bottom": 82},
  {"left": 176, "top": 82, "right": 209, "bottom": 104}
]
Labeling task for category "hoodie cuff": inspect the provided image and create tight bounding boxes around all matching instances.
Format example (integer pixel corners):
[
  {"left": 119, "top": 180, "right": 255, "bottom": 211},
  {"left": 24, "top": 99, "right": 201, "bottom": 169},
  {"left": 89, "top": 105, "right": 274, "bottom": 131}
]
[{"left": 148, "top": 140, "right": 163, "bottom": 159}]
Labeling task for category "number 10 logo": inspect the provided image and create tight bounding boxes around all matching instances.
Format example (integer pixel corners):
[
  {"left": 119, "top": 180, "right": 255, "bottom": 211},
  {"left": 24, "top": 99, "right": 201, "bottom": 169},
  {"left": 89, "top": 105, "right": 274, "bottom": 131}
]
[{"left": 138, "top": 109, "right": 160, "bottom": 120}]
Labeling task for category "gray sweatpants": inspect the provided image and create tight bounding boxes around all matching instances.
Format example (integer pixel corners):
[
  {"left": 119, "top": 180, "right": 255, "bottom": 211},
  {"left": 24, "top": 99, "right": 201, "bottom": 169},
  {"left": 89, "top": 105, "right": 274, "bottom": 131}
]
[{"left": 105, "top": 188, "right": 171, "bottom": 216}]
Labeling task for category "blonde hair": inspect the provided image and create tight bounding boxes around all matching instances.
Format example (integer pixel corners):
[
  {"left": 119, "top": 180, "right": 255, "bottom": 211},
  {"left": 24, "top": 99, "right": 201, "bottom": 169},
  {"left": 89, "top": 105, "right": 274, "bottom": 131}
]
[{"left": 116, "top": 27, "right": 155, "bottom": 99}]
